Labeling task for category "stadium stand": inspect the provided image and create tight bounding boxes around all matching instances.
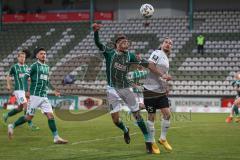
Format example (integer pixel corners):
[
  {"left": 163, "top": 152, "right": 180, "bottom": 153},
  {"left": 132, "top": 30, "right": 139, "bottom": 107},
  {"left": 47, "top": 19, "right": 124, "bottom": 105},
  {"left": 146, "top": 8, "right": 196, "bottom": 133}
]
[{"left": 0, "top": 10, "right": 239, "bottom": 96}]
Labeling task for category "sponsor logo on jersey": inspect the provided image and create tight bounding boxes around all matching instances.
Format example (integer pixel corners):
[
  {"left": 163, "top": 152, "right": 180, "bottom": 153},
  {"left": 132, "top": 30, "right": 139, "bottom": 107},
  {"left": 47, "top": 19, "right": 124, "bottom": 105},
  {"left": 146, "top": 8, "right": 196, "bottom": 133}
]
[
  {"left": 40, "top": 74, "right": 48, "bottom": 81},
  {"left": 114, "top": 62, "right": 127, "bottom": 71}
]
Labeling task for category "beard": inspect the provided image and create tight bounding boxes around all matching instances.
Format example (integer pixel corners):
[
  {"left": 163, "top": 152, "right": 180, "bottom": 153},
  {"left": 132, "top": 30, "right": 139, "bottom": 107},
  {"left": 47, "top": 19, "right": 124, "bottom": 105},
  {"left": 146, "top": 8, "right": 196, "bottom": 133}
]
[{"left": 163, "top": 48, "right": 171, "bottom": 55}]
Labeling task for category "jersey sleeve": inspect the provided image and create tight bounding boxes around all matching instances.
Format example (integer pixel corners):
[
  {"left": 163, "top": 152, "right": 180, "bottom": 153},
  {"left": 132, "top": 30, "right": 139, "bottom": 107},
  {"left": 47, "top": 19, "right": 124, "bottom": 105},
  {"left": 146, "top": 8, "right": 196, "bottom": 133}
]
[
  {"left": 129, "top": 53, "right": 138, "bottom": 62},
  {"left": 23, "top": 64, "right": 34, "bottom": 91},
  {"left": 94, "top": 31, "right": 111, "bottom": 55},
  {"left": 148, "top": 50, "right": 160, "bottom": 64},
  {"left": 24, "top": 63, "right": 37, "bottom": 81},
  {"left": 8, "top": 66, "right": 15, "bottom": 76},
  {"left": 128, "top": 52, "right": 149, "bottom": 68}
]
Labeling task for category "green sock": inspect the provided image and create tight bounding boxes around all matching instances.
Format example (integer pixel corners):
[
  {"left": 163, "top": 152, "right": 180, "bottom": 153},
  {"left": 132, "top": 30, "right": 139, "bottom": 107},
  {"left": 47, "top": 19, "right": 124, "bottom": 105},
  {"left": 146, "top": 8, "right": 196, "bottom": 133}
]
[
  {"left": 115, "top": 121, "right": 128, "bottom": 133},
  {"left": 27, "top": 120, "right": 33, "bottom": 127},
  {"left": 23, "top": 110, "right": 33, "bottom": 127},
  {"left": 137, "top": 118, "right": 149, "bottom": 141},
  {"left": 48, "top": 119, "right": 58, "bottom": 137},
  {"left": 233, "top": 105, "right": 239, "bottom": 116},
  {"left": 13, "top": 116, "right": 27, "bottom": 128},
  {"left": 8, "top": 109, "right": 22, "bottom": 117}
]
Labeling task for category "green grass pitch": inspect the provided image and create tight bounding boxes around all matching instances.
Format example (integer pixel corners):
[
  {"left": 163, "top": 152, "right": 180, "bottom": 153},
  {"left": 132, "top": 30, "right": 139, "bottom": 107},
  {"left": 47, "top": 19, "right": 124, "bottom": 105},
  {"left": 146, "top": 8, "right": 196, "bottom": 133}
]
[{"left": 0, "top": 111, "right": 239, "bottom": 160}]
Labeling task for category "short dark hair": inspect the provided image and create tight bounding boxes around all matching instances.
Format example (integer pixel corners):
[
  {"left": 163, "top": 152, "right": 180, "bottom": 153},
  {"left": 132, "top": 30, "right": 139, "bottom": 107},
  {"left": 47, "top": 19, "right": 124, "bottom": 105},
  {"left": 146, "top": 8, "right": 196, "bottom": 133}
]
[
  {"left": 34, "top": 47, "right": 46, "bottom": 58},
  {"left": 115, "top": 35, "right": 127, "bottom": 44},
  {"left": 22, "top": 49, "right": 31, "bottom": 58}
]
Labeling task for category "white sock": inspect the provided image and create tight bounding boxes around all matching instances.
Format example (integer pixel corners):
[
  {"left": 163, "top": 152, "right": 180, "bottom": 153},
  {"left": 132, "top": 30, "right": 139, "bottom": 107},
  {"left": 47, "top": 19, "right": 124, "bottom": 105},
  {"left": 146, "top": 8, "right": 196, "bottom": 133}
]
[
  {"left": 160, "top": 119, "right": 170, "bottom": 141},
  {"left": 147, "top": 120, "right": 155, "bottom": 142},
  {"left": 54, "top": 135, "right": 60, "bottom": 140}
]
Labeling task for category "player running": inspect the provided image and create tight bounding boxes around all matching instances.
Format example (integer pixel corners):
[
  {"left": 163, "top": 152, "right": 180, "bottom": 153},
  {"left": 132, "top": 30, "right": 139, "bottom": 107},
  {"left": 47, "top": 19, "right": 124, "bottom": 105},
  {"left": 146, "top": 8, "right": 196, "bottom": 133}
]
[
  {"left": 3, "top": 50, "right": 39, "bottom": 131},
  {"left": 143, "top": 37, "right": 173, "bottom": 153},
  {"left": 226, "top": 73, "right": 240, "bottom": 123},
  {"left": 93, "top": 23, "right": 169, "bottom": 154},
  {"left": 8, "top": 48, "right": 68, "bottom": 144}
]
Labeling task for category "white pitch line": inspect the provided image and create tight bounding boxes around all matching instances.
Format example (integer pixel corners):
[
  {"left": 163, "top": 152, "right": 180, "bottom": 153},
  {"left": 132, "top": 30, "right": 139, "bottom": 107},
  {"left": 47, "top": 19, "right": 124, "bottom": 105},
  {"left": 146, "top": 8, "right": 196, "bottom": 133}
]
[
  {"left": 71, "top": 132, "right": 137, "bottom": 145},
  {"left": 29, "top": 126, "right": 183, "bottom": 151}
]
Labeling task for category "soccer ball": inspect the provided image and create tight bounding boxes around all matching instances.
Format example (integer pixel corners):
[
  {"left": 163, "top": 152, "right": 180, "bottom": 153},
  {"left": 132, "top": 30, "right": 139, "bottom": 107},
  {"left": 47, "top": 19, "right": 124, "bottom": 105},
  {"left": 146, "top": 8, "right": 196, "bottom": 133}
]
[{"left": 140, "top": 4, "right": 154, "bottom": 18}]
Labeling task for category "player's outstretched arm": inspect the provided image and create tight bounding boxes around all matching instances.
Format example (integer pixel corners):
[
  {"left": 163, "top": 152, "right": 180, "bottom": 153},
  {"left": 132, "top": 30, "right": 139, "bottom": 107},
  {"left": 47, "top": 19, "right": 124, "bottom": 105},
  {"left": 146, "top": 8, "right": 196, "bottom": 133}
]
[
  {"left": 93, "top": 23, "right": 107, "bottom": 52},
  {"left": 6, "top": 75, "right": 12, "bottom": 91},
  {"left": 54, "top": 90, "right": 61, "bottom": 97},
  {"left": 148, "top": 62, "right": 172, "bottom": 81}
]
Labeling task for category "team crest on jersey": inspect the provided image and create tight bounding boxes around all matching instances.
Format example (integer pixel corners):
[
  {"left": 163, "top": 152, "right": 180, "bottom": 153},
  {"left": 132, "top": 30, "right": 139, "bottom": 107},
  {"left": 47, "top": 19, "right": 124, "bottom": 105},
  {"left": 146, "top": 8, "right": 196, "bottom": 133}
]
[
  {"left": 152, "top": 55, "right": 159, "bottom": 61},
  {"left": 114, "top": 62, "right": 127, "bottom": 71}
]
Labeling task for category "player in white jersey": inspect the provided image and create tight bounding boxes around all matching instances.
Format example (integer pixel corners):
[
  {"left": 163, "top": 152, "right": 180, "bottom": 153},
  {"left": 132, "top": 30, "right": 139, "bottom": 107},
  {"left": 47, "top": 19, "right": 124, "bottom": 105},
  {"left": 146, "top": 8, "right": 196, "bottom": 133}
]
[{"left": 143, "top": 37, "right": 173, "bottom": 153}]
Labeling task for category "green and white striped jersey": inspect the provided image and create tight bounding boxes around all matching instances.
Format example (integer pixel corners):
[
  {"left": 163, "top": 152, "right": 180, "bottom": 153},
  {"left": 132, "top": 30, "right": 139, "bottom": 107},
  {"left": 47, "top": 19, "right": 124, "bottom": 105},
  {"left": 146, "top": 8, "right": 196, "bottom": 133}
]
[
  {"left": 127, "top": 70, "right": 148, "bottom": 93},
  {"left": 26, "top": 61, "right": 51, "bottom": 97},
  {"left": 94, "top": 31, "right": 147, "bottom": 89},
  {"left": 8, "top": 63, "right": 28, "bottom": 91}
]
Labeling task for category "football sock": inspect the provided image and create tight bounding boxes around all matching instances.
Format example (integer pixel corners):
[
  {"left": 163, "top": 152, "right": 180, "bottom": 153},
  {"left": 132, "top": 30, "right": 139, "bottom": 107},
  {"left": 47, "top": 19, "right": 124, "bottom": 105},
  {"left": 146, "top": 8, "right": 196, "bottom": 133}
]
[
  {"left": 160, "top": 119, "right": 170, "bottom": 140},
  {"left": 23, "top": 109, "right": 34, "bottom": 126},
  {"left": 27, "top": 120, "right": 33, "bottom": 127},
  {"left": 136, "top": 117, "right": 149, "bottom": 142},
  {"left": 48, "top": 119, "right": 58, "bottom": 137},
  {"left": 115, "top": 120, "right": 128, "bottom": 133},
  {"left": 233, "top": 105, "right": 239, "bottom": 116},
  {"left": 147, "top": 120, "right": 155, "bottom": 142},
  {"left": 8, "top": 109, "right": 22, "bottom": 117},
  {"left": 13, "top": 116, "right": 27, "bottom": 128}
]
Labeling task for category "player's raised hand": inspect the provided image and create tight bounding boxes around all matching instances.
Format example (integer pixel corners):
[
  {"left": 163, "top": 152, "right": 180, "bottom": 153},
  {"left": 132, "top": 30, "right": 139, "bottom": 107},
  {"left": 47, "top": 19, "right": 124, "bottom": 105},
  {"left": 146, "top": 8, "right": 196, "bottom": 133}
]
[
  {"left": 92, "top": 23, "right": 103, "bottom": 32},
  {"left": 162, "top": 74, "right": 172, "bottom": 81},
  {"left": 54, "top": 90, "right": 61, "bottom": 97},
  {"left": 6, "top": 84, "right": 11, "bottom": 91}
]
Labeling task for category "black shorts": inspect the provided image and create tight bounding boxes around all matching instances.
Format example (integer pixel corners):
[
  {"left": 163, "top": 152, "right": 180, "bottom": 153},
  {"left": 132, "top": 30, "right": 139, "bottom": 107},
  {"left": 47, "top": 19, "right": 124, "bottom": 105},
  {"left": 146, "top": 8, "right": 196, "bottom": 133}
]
[{"left": 143, "top": 89, "right": 169, "bottom": 113}]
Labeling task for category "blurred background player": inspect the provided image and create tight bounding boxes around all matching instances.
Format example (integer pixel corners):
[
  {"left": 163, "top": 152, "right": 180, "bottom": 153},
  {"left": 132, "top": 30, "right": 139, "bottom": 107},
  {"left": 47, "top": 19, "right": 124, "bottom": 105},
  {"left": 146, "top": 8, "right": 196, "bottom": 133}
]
[
  {"left": 143, "top": 37, "right": 173, "bottom": 153},
  {"left": 8, "top": 48, "right": 68, "bottom": 144},
  {"left": 93, "top": 23, "right": 153, "bottom": 153},
  {"left": 3, "top": 93, "right": 16, "bottom": 109},
  {"left": 3, "top": 50, "right": 39, "bottom": 131},
  {"left": 226, "top": 72, "right": 240, "bottom": 123},
  {"left": 127, "top": 53, "right": 149, "bottom": 110}
]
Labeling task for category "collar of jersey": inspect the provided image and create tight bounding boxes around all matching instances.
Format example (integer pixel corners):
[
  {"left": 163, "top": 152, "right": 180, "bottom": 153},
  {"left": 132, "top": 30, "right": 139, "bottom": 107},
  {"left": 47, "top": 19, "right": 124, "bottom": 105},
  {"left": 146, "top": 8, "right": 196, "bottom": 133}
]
[
  {"left": 37, "top": 60, "right": 46, "bottom": 65},
  {"left": 115, "top": 50, "right": 129, "bottom": 55},
  {"left": 17, "top": 63, "right": 24, "bottom": 66}
]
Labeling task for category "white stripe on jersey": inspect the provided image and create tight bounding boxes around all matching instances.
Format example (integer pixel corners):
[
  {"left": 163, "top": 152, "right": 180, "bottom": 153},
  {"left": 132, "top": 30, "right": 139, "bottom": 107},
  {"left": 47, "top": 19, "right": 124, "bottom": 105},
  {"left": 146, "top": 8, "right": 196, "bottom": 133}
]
[
  {"left": 14, "top": 65, "right": 21, "bottom": 90},
  {"left": 20, "top": 65, "right": 24, "bottom": 90},
  {"left": 39, "top": 65, "right": 44, "bottom": 96},
  {"left": 33, "top": 63, "right": 39, "bottom": 95}
]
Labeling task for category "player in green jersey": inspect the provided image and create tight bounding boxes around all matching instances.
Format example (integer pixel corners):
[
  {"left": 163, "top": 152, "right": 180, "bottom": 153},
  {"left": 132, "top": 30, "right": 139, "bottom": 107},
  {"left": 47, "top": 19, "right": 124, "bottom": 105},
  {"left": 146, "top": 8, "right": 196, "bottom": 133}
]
[
  {"left": 93, "top": 23, "right": 168, "bottom": 154},
  {"left": 3, "top": 50, "right": 39, "bottom": 131},
  {"left": 226, "top": 72, "right": 240, "bottom": 123},
  {"left": 8, "top": 48, "right": 68, "bottom": 144}
]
